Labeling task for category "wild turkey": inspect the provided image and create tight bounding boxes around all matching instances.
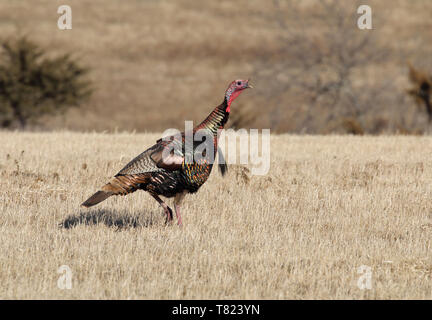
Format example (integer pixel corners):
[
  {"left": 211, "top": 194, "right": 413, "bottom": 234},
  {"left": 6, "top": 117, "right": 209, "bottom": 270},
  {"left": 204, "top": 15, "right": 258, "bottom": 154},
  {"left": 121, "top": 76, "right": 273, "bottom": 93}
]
[{"left": 81, "top": 79, "right": 252, "bottom": 226}]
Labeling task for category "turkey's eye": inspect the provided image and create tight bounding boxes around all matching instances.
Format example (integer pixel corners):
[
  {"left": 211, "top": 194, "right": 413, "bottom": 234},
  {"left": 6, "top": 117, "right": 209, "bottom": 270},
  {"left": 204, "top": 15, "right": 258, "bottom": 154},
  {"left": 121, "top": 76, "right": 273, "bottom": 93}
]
[{"left": 237, "top": 81, "right": 242, "bottom": 86}]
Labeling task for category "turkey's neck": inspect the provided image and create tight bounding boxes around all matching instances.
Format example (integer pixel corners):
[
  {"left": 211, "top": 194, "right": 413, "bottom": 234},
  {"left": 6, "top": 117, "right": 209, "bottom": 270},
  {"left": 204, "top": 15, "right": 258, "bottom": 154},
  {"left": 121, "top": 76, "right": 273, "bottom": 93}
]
[{"left": 195, "top": 99, "right": 230, "bottom": 135}]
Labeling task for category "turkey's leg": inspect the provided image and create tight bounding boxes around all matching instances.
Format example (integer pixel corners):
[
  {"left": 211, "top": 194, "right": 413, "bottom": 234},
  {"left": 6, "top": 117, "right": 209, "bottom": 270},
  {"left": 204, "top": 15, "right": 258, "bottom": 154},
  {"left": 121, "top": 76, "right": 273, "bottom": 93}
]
[
  {"left": 174, "top": 204, "right": 182, "bottom": 226},
  {"left": 174, "top": 192, "right": 186, "bottom": 226},
  {"left": 151, "top": 193, "right": 173, "bottom": 224}
]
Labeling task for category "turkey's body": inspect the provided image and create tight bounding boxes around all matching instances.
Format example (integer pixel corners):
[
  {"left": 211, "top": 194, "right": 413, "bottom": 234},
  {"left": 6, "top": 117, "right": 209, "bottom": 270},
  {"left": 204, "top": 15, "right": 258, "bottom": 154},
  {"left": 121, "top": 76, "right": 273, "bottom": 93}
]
[
  {"left": 116, "top": 143, "right": 185, "bottom": 198},
  {"left": 81, "top": 79, "right": 251, "bottom": 226}
]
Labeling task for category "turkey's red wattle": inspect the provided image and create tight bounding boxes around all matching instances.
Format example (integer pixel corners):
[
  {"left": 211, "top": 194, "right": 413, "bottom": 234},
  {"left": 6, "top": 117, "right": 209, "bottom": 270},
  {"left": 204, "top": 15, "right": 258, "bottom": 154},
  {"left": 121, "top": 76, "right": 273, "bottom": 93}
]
[{"left": 226, "top": 89, "right": 243, "bottom": 113}]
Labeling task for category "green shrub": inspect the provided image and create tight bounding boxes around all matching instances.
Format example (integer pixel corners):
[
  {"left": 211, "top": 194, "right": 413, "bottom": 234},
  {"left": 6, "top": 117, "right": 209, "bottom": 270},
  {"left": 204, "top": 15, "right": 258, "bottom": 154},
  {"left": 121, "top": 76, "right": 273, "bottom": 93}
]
[{"left": 0, "top": 36, "right": 92, "bottom": 128}]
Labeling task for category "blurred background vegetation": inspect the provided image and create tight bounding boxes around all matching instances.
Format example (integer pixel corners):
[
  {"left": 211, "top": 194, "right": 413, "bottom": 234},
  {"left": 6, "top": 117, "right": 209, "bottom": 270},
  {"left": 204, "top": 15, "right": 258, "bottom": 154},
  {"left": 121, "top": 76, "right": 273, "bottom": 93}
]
[
  {"left": 0, "top": 0, "right": 431, "bottom": 134},
  {"left": 0, "top": 37, "right": 91, "bottom": 128}
]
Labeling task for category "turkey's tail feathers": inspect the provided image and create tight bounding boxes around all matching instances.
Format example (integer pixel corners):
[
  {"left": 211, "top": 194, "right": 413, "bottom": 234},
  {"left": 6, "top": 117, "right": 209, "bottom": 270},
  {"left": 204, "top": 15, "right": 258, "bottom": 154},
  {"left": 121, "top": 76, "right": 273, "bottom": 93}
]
[
  {"left": 81, "top": 190, "right": 113, "bottom": 207},
  {"left": 81, "top": 174, "right": 149, "bottom": 208},
  {"left": 217, "top": 146, "right": 228, "bottom": 177}
]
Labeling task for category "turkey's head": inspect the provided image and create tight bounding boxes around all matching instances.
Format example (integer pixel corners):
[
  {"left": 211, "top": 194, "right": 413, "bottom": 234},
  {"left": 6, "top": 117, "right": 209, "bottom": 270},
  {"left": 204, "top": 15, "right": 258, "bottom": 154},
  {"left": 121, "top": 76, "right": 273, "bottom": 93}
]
[{"left": 225, "top": 79, "right": 252, "bottom": 113}]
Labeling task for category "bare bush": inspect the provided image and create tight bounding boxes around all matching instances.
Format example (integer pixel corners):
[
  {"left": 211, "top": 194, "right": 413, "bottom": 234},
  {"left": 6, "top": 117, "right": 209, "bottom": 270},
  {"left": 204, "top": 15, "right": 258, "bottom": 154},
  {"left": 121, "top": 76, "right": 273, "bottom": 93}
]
[
  {"left": 253, "top": 0, "right": 398, "bottom": 133},
  {"left": 228, "top": 103, "right": 259, "bottom": 130}
]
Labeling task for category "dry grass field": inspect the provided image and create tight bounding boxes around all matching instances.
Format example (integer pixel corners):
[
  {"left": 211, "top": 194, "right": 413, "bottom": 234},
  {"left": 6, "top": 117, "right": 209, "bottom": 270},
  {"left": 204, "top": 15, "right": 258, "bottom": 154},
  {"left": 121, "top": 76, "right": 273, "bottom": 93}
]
[{"left": 1, "top": 131, "right": 432, "bottom": 299}]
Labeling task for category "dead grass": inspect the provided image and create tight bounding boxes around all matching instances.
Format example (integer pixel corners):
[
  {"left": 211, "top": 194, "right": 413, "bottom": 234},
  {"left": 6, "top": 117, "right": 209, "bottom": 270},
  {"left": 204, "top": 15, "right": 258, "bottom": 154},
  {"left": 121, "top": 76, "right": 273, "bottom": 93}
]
[{"left": 0, "top": 131, "right": 432, "bottom": 299}]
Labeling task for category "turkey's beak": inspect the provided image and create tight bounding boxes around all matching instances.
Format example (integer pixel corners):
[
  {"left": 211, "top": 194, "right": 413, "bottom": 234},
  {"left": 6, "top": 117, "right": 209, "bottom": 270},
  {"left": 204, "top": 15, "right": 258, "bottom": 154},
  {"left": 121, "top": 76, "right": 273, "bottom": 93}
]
[{"left": 246, "top": 81, "right": 253, "bottom": 89}]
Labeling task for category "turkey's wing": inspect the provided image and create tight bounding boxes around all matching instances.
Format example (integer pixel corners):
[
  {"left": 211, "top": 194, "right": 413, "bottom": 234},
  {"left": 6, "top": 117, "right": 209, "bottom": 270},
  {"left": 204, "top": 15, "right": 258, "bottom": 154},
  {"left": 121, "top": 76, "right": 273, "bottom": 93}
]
[{"left": 116, "top": 140, "right": 183, "bottom": 176}]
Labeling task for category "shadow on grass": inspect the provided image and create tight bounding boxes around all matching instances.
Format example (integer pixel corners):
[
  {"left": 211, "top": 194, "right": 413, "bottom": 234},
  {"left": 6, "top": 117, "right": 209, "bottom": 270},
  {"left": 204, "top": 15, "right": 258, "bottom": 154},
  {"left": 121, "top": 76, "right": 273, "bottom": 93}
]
[{"left": 60, "top": 209, "right": 159, "bottom": 230}]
